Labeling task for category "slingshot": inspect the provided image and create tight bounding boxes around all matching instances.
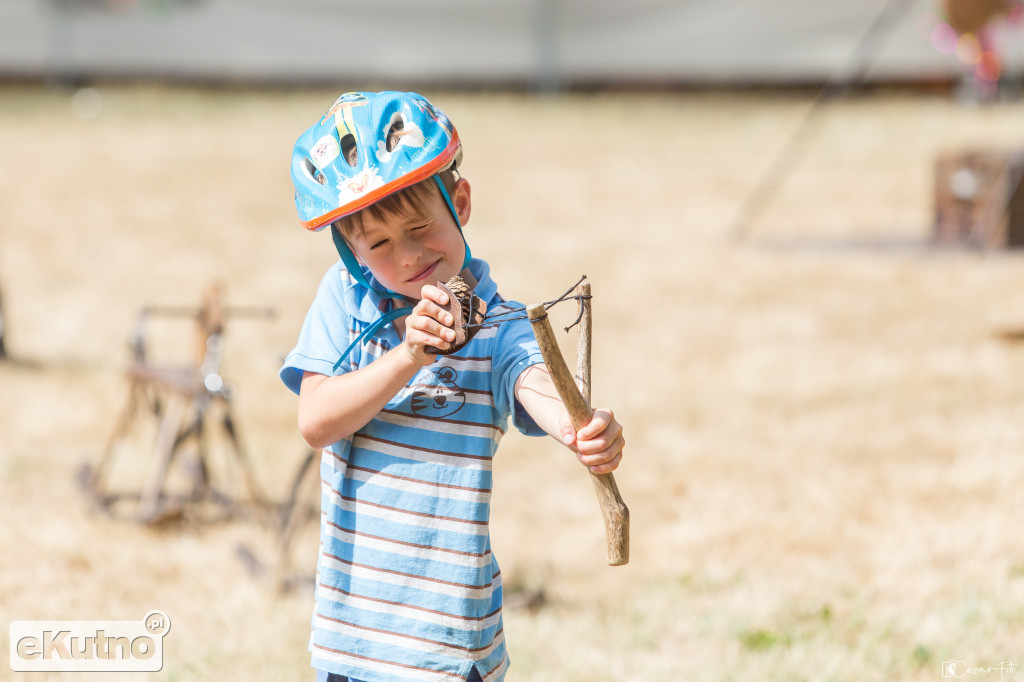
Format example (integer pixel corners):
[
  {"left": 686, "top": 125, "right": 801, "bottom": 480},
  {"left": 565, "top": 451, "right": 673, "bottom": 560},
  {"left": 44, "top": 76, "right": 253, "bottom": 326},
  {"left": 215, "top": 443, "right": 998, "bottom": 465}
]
[
  {"left": 428, "top": 275, "right": 630, "bottom": 565},
  {"left": 528, "top": 280, "right": 630, "bottom": 566}
]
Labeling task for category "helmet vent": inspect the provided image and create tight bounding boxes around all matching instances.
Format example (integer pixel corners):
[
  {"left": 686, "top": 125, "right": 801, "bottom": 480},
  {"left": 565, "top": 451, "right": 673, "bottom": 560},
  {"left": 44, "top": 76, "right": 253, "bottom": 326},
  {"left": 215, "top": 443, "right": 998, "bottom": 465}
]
[
  {"left": 302, "top": 157, "right": 327, "bottom": 185},
  {"left": 385, "top": 118, "right": 405, "bottom": 152},
  {"left": 340, "top": 134, "right": 358, "bottom": 167}
]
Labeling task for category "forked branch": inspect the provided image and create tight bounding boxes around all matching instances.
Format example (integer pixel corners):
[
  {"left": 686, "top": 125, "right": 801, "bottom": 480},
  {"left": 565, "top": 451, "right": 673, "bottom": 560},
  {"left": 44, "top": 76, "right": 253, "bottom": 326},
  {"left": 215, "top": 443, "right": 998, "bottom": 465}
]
[{"left": 527, "top": 288, "right": 629, "bottom": 566}]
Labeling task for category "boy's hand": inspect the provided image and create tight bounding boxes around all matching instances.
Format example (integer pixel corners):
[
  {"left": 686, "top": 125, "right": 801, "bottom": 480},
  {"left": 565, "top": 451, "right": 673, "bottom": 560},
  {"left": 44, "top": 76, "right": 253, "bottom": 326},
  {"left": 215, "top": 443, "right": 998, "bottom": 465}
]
[
  {"left": 560, "top": 408, "right": 624, "bottom": 474},
  {"left": 401, "top": 284, "right": 457, "bottom": 365}
]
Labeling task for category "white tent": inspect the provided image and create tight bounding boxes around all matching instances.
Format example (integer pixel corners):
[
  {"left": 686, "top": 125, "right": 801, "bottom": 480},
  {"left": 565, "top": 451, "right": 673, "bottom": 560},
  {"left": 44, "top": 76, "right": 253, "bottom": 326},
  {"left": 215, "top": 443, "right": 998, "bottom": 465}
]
[{"left": 1, "top": 0, "right": 1022, "bottom": 86}]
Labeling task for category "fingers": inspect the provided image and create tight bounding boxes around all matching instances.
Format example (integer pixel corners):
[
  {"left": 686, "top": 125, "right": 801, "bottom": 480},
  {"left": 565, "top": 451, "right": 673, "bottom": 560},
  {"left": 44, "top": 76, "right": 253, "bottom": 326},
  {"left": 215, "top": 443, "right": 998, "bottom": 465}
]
[
  {"left": 558, "top": 412, "right": 576, "bottom": 447},
  {"left": 576, "top": 433, "right": 625, "bottom": 474},
  {"left": 420, "top": 284, "right": 450, "bottom": 309},
  {"left": 401, "top": 291, "right": 456, "bottom": 361},
  {"left": 567, "top": 408, "right": 624, "bottom": 474},
  {"left": 415, "top": 289, "right": 455, "bottom": 328},
  {"left": 576, "top": 408, "right": 618, "bottom": 441},
  {"left": 406, "top": 304, "right": 456, "bottom": 350},
  {"left": 579, "top": 450, "right": 623, "bottom": 475}
]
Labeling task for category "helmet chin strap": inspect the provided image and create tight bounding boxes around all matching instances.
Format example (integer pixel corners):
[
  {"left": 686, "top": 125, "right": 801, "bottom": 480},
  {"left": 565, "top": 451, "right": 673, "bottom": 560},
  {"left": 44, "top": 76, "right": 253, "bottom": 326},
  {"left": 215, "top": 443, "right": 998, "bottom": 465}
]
[
  {"left": 328, "top": 175, "right": 473, "bottom": 370},
  {"left": 432, "top": 175, "right": 473, "bottom": 271},
  {"left": 331, "top": 224, "right": 388, "bottom": 296}
]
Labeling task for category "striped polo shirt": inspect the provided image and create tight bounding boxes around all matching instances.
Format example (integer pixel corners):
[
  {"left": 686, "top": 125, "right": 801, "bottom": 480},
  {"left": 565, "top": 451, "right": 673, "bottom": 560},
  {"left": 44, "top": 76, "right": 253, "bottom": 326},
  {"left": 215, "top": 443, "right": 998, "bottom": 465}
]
[{"left": 281, "top": 259, "right": 545, "bottom": 682}]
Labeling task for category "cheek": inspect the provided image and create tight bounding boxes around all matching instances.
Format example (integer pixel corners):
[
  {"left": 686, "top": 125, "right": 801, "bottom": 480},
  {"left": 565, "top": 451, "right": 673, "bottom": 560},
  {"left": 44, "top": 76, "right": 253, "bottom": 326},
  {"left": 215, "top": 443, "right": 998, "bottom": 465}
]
[
  {"left": 357, "top": 250, "right": 397, "bottom": 278},
  {"left": 434, "top": 228, "right": 465, "bottom": 256}
]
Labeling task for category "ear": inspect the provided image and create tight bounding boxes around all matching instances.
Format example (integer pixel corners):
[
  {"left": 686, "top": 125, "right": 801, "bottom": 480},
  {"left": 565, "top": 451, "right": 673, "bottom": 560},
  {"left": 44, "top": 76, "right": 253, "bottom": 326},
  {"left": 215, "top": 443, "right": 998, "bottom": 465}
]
[{"left": 450, "top": 177, "right": 472, "bottom": 227}]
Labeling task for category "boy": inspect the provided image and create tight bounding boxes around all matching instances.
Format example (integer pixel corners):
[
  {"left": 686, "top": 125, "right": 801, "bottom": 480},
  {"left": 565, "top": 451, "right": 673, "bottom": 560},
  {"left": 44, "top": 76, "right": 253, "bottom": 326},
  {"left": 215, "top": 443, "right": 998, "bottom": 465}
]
[{"left": 280, "top": 91, "right": 624, "bottom": 682}]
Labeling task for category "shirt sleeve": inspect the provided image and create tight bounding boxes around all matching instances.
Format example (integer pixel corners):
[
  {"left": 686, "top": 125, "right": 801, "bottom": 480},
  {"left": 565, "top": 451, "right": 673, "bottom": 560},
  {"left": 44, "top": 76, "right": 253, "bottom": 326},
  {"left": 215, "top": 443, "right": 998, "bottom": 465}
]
[
  {"left": 279, "top": 267, "right": 354, "bottom": 395},
  {"left": 490, "top": 313, "right": 547, "bottom": 437}
]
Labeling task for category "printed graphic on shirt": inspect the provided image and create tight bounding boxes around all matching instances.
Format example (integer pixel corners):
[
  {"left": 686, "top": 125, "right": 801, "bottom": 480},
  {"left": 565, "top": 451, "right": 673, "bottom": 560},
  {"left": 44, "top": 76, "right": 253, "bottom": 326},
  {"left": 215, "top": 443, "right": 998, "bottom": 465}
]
[{"left": 411, "top": 366, "right": 466, "bottom": 419}]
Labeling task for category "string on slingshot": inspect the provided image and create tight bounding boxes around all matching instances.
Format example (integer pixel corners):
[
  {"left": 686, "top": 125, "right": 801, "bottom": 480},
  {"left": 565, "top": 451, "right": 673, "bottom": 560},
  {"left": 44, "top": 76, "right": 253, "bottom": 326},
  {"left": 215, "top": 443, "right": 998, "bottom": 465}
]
[{"left": 465, "top": 274, "right": 591, "bottom": 333}]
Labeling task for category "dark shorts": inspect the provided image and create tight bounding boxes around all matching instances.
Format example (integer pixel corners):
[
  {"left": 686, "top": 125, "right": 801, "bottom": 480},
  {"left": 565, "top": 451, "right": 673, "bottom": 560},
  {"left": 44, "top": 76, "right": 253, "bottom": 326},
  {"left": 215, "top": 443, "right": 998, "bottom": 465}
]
[{"left": 316, "top": 667, "right": 484, "bottom": 682}]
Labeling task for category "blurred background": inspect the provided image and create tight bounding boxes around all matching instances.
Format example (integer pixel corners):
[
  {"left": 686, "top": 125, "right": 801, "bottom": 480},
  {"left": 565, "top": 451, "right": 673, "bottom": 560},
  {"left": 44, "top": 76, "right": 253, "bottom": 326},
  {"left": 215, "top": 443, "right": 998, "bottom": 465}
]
[
  {"left": 3, "top": 1, "right": 1024, "bottom": 681},
  {"left": 3, "top": 0, "right": 1024, "bottom": 90}
]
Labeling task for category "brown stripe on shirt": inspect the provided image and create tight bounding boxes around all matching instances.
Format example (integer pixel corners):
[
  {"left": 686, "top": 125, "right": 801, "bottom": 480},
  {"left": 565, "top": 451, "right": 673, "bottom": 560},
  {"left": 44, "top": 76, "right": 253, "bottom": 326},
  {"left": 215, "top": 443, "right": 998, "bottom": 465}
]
[
  {"left": 407, "top": 381, "right": 494, "bottom": 398},
  {"left": 346, "top": 462, "right": 492, "bottom": 493},
  {"left": 318, "top": 582, "right": 501, "bottom": 622},
  {"left": 481, "top": 654, "right": 509, "bottom": 681},
  {"left": 312, "top": 642, "right": 464, "bottom": 680},
  {"left": 357, "top": 433, "right": 492, "bottom": 462},
  {"left": 325, "top": 519, "right": 492, "bottom": 559},
  {"left": 323, "top": 553, "right": 494, "bottom": 590},
  {"left": 378, "top": 409, "right": 505, "bottom": 437},
  {"left": 334, "top": 493, "right": 489, "bottom": 527},
  {"left": 319, "top": 613, "right": 503, "bottom": 655}
]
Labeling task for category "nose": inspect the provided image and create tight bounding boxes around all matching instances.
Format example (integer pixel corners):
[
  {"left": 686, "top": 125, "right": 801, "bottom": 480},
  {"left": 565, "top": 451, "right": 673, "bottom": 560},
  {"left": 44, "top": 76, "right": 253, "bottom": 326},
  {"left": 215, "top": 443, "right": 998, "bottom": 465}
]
[
  {"left": 395, "top": 236, "right": 422, "bottom": 266},
  {"left": 433, "top": 395, "right": 447, "bottom": 407}
]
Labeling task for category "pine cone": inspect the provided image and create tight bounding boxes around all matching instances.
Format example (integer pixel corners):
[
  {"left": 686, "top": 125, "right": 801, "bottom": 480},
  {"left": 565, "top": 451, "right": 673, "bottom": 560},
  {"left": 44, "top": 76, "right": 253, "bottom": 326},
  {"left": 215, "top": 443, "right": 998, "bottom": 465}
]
[
  {"left": 425, "top": 275, "right": 487, "bottom": 355},
  {"left": 444, "top": 275, "right": 474, "bottom": 326}
]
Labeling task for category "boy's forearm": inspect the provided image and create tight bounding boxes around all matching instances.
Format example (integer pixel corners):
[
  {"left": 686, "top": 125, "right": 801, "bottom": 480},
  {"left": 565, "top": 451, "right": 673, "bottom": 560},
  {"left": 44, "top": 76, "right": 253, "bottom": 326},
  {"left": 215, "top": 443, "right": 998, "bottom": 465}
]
[
  {"left": 514, "top": 364, "right": 569, "bottom": 441},
  {"left": 515, "top": 362, "right": 625, "bottom": 475},
  {"left": 298, "top": 349, "right": 423, "bottom": 449}
]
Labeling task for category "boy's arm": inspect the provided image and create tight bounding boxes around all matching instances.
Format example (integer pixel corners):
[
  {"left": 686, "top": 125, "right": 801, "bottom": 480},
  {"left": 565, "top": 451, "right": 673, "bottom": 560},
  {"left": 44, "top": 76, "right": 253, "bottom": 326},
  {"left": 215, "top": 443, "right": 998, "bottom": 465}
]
[
  {"left": 514, "top": 364, "right": 624, "bottom": 474},
  {"left": 297, "top": 285, "right": 457, "bottom": 449},
  {"left": 298, "top": 356, "right": 417, "bottom": 449}
]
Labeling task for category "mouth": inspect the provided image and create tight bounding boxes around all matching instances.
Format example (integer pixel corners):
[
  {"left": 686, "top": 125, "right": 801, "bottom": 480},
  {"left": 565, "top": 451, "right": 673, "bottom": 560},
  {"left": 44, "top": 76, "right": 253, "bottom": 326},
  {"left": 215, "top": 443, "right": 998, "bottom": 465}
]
[{"left": 407, "top": 259, "right": 441, "bottom": 283}]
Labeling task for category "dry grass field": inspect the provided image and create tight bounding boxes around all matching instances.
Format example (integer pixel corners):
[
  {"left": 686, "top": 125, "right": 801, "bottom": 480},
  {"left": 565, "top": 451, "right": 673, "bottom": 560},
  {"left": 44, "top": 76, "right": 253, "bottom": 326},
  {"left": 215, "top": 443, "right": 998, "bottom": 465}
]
[{"left": 2, "top": 84, "right": 1024, "bottom": 681}]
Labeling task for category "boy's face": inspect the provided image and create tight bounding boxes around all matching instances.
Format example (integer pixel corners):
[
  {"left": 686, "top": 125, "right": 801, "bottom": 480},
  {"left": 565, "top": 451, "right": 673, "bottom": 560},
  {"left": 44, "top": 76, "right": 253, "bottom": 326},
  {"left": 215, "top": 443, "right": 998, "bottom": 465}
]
[{"left": 346, "top": 179, "right": 471, "bottom": 300}]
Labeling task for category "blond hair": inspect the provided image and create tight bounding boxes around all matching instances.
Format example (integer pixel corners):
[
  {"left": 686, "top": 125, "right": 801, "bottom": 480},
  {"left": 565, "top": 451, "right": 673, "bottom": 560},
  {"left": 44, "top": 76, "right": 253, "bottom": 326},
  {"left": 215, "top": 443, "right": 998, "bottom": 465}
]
[{"left": 331, "top": 170, "right": 459, "bottom": 239}]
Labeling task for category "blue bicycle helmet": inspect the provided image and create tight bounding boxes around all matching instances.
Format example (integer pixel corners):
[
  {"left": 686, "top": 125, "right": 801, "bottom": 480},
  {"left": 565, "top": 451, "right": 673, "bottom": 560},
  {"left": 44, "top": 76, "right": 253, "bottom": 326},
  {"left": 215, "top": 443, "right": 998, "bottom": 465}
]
[
  {"left": 291, "top": 91, "right": 472, "bottom": 367},
  {"left": 291, "top": 91, "right": 470, "bottom": 297}
]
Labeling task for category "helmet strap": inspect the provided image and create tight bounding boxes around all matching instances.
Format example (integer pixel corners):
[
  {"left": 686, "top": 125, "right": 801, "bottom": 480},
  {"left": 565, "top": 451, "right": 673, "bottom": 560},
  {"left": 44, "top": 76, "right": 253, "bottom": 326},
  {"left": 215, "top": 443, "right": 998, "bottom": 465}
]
[
  {"left": 330, "top": 224, "right": 386, "bottom": 295},
  {"left": 332, "top": 307, "right": 411, "bottom": 371},
  {"left": 433, "top": 175, "right": 473, "bottom": 270}
]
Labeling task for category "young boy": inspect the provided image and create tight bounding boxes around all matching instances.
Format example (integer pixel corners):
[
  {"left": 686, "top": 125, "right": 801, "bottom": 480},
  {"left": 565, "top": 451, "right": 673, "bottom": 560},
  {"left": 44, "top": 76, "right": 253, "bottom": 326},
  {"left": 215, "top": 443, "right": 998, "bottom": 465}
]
[{"left": 280, "top": 91, "right": 624, "bottom": 682}]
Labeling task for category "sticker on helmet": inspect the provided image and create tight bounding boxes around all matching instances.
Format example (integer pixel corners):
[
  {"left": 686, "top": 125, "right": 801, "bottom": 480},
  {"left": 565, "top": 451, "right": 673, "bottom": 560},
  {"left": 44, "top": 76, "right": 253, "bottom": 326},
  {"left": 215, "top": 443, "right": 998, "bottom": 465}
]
[
  {"left": 338, "top": 168, "right": 384, "bottom": 204},
  {"left": 412, "top": 97, "right": 454, "bottom": 137},
  {"left": 376, "top": 115, "right": 425, "bottom": 163},
  {"left": 320, "top": 92, "right": 368, "bottom": 125},
  {"left": 310, "top": 134, "right": 340, "bottom": 169}
]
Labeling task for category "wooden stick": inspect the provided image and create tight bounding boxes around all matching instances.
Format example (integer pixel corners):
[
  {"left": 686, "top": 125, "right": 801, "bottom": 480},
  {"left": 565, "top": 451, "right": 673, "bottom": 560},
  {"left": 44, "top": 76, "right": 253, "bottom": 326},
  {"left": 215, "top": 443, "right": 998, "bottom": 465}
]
[
  {"left": 528, "top": 297, "right": 629, "bottom": 566},
  {"left": 575, "top": 283, "right": 592, "bottom": 402}
]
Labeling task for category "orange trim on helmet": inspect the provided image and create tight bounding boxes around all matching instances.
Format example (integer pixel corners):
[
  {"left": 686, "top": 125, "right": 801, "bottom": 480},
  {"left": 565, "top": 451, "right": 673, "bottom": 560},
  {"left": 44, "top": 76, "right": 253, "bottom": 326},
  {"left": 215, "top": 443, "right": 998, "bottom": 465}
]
[{"left": 300, "top": 132, "right": 462, "bottom": 232}]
